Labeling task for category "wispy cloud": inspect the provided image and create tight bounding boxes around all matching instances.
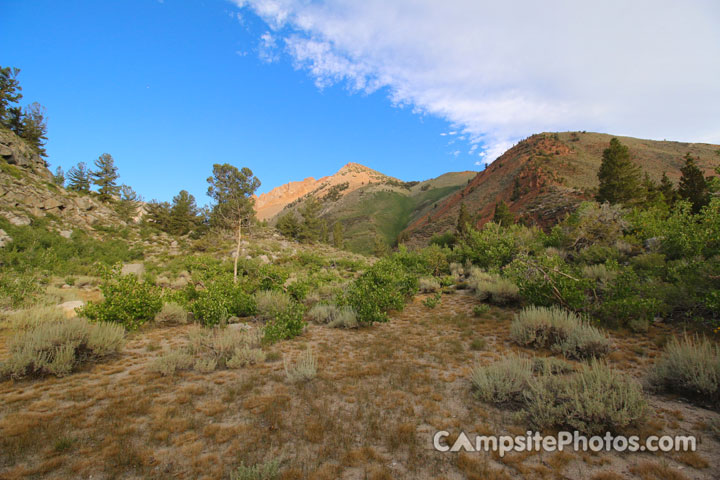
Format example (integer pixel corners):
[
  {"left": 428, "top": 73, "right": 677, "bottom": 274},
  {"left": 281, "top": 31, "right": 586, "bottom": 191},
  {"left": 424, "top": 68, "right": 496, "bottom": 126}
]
[{"left": 232, "top": 0, "right": 720, "bottom": 161}]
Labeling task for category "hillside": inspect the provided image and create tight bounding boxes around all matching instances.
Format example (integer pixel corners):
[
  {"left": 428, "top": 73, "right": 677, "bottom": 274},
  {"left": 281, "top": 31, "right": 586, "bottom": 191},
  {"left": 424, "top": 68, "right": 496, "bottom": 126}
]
[
  {"left": 258, "top": 164, "right": 475, "bottom": 253},
  {"left": 402, "top": 131, "right": 720, "bottom": 246}
]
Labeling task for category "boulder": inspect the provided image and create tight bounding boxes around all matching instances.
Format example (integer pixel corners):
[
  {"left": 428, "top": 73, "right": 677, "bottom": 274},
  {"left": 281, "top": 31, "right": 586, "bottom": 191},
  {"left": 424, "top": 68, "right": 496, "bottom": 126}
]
[
  {"left": 121, "top": 263, "right": 145, "bottom": 277},
  {"left": 59, "top": 230, "right": 73, "bottom": 239},
  {"left": 58, "top": 300, "right": 85, "bottom": 318},
  {"left": 258, "top": 254, "right": 270, "bottom": 264}
]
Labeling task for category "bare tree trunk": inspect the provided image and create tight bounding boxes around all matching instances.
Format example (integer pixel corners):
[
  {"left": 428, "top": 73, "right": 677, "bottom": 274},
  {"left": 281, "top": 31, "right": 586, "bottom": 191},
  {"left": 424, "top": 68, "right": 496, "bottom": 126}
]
[{"left": 233, "top": 220, "right": 242, "bottom": 284}]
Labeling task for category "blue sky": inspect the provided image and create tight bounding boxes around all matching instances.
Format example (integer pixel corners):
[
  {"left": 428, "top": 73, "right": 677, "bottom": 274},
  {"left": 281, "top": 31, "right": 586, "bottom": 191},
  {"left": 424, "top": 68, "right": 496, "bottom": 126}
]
[
  {"left": 1, "top": 0, "right": 479, "bottom": 204},
  {"left": 3, "top": 1, "right": 719, "bottom": 205}
]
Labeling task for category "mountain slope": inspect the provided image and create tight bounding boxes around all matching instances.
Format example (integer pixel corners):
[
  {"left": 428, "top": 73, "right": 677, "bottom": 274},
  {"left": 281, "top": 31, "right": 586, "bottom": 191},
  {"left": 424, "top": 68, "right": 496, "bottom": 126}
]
[
  {"left": 402, "top": 131, "right": 720, "bottom": 246},
  {"left": 257, "top": 163, "right": 475, "bottom": 253}
]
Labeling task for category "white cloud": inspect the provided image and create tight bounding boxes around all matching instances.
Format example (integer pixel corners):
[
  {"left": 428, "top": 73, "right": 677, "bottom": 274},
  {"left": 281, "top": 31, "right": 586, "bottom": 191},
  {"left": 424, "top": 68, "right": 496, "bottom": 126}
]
[{"left": 233, "top": 0, "right": 720, "bottom": 162}]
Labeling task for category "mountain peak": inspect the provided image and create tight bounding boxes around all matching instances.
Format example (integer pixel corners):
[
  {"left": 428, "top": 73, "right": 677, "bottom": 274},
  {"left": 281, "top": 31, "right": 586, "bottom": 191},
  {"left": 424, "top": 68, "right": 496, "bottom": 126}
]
[{"left": 336, "top": 162, "right": 374, "bottom": 174}]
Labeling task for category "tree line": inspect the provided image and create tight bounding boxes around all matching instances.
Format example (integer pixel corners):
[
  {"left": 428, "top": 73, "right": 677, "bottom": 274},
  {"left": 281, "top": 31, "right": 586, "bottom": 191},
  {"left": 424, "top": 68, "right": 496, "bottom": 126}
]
[{"left": 0, "top": 66, "right": 48, "bottom": 159}]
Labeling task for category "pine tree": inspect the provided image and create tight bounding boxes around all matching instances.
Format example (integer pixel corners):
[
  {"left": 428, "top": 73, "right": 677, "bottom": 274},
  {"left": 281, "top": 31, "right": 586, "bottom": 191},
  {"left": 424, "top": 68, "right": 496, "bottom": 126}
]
[
  {"left": 678, "top": 153, "right": 710, "bottom": 213},
  {"left": 596, "top": 138, "right": 642, "bottom": 205},
  {"left": 20, "top": 102, "right": 48, "bottom": 159},
  {"left": 298, "top": 196, "right": 322, "bottom": 242},
  {"left": 53, "top": 166, "right": 65, "bottom": 187},
  {"left": 145, "top": 200, "right": 172, "bottom": 231},
  {"left": 319, "top": 219, "right": 329, "bottom": 243},
  {"left": 0, "top": 66, "right": 22, "bottom": 126},
  {"left": 640, "top": 173, "right": 664, "bottom": 207},
  {"left": 91, "top": 153, "right": 120, "bottom": 201},
  {"left": 169, "top": 190, "right": 199, "bottom": 235},
  {"left": 66, "top": 162, "right": 91, "bottom": 193},
  {"left": 373, "top": 235, "right": 390, "bottom": 257},
  {"left": 492, "top": 201, "right": 514, "bottom": 226},
  {"left": 5, "top": 106, "right": 23, "bottom": 135},
  {"left": 116, "top": 185, "right": 141, "bottom": 222},
  {"left": 659, "top": 172, "right": 678, "bottom": 206},
  {"left": 276, "top": 213, "right": 301, "bottom": 239},
  {"left": 456, "top": 202, "right": 472, "bottom": 236},
  {"left": 332, "top": 221, "right": 344, "bottom": 249}
]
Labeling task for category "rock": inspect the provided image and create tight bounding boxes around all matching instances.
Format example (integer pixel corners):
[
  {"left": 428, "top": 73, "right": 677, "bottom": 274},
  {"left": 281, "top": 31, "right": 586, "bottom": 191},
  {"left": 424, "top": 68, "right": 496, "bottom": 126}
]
[
  {"left": 121, "top": 263, "right": 145, "bottom": 277},
  {"left": 1, "top": 211, "right": 30, "bottom": 226},
  {"left": 227, "top": 322, "right": 251, "bottom": 331},
  {"left": 59, "top": 230, "right": 73, "bottom": 239},
  {"left": 58, "top": 300, "right": 85, "bottom": 318},
  {"left": 258, "top": 254, "right": 270, "bottom": 264},
  {"left": 0, "top": 229, "right": 11, "bottom": 248}
]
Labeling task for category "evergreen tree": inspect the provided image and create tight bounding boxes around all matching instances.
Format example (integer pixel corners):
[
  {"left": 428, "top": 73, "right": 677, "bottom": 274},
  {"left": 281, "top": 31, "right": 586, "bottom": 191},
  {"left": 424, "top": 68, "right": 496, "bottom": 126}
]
[
  {"left": 116, "top": 185, "right": 141, "bottom": 222},
  {"left": 20, "top": 102, "right": 48, "bottom": 159},
  {"left": 596, "top": 138, "right": 641, "bottom": 205},
  {"left": 298, "top": 196, "right": 322, "bottom": 242},
  {"left": 91, "top": 153, "right": 120, "bottom": 201},
  {"left": 492, "top": 201, "right": 514, "bottom": 226},
  {"left": 332, "top": 221, "right": 344, "bottom": 249},
  {"left": 145, "top": 200, "right": 172, "bottom": 231},
  {"left": 0, "top": 66, "right": 22, "bottom": 126},
  {"left": 659, "top": 172, "right": 678, "bottom": 206},
  {"left": 678, "top": 153, "right": 710, "bottom": 213},
  {"left": 456, "top": 202, "right": 472, "bottom": 236},
  {"left": 53, "top": 166, "right": 65, "bottom": 187},
  {"left": 640, "top": 173, "right": 664, "bottom": 207},
  {"left": 319, "top": 219, "right": 329, "bottom": 243},
  {"left": 373, "top": 235, "right": 390, "bottom": 257},
  {"left": 5, "top": 106, "right": 23, "bottom": 135},
  {"left": 169, "top": 190, "right": 199, "bottom": 235},
  {"left": 66, "top": 162, "right": 91, "bottom": 193},
  {"left": 276, "top": 213, "right": 301, "bottom": 239},
  {"left": 206, "top": 164, "right": 260, "bottom": 282}
]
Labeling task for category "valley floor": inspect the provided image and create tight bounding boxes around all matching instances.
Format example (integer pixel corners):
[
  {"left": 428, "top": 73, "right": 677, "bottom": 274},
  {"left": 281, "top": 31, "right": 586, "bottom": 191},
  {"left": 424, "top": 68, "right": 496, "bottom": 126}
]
[{"left": 1, "top": 291, "right": 719, "bottom": 480}]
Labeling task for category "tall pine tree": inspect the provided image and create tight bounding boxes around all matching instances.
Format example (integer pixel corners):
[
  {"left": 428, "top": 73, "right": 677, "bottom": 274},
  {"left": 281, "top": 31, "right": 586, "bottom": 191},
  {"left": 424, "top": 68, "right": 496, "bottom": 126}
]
[
  {"left": 169, "top": 190, "right": 199, "bottom": 235},
  {"left": 0, "top": 66, "right": 22, "bottom": 126},
  {"left": 20, "top": 102, "right": 48, "bottom": 159},
  {"left": 66, "top": 162, "right": 91, "bottom": 193},
  {"left": 596, "top": 138, "right": 641, "bottom": 205},
  {"left": 678, "top": 153, "right": 710, "bottom": 213},
  {"left": 91, "top": 153, "right": 120, "bottom": 201},
  {"left": 332, "top": 221, "right": 344, "bottom": 249},
  {"left": 456, "top": 202, "right": 472, "bottom": 236},
  {"left": 492, "top": 201, "right": 514, "bottom": 226}
]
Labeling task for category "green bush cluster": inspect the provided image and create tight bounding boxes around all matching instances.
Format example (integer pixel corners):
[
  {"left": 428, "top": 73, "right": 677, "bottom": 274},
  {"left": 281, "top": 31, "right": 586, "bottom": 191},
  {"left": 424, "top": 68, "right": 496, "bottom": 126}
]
[
  {"left": 471, "top": 356, "right": 646, "bottom": 435},
  {"left": 342, "top": 256, "right": 418, "bottom": 324},
  {"left": 0, "top": 318, "right": 125, "bottom": 378},
  {"left": 510, "top": 306, "right": 611, "bottom": 360},
  {"left": 79, "top": 266, "right": 162, "bottom": 330}
]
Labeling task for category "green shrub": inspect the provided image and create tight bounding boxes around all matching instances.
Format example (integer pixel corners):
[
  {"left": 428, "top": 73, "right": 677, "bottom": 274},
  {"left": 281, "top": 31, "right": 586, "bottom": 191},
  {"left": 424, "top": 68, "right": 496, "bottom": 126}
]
[
  {"left": 473, "top": 304, "right": 490, "bottom": 316},
  {"left": 154, "top": 302, "right": 189, "bottom": 325},
  {"left": 79, "top": 266, "right": 162, "bottom": 330},
  {"left": 284, "top": 350, "right": 317, "bottom": 383},
  {"left": 510, "top": 306, "right": 610, "bottom": 359},
  {"left": 4, "top": 305, "right": 67, "bottom": 331},
  {"left": 343, "top": 257, "right": 418, "bottom": 324},
  {"left": 307, "top": 303, "right": 358, "bottom": 328},
  {"left": 254, "top": 290, "right": 292, "bottom": 320},
  {"left": 524, "top": 361, "right": 646, "bottom": 435},
  {"left": 263, "top": 302, "right": 305, "bottom": 343},
  {"left": 231, "top": 459, "right": 281, "bottom": 480},
  {"left": 151, "top": 326, "right": 264, "bottom": 375},
  {"left": 471, "top": 276, "right": 520, "bottom": 305},
  {"left": 471, "top": 356, "right": 533, "bottom": 405},
  {"left": 648, "top": 335, "right": 720, "bottom": 402},
  {"left": 418, "top": 277, "right": 441, "bottom": 293},
  {"left": 0, "top": 270, "right": 43, "bottom": 308},
  {"left": 456, "top": 222, "right": 518, "bottom": 269},
  {"left": 422, "top": 292, "right": 442, "bottom": 309},
  {"left": 504, "top": 254, "right": 590, "bottom": 310},
  {"left": 0, "top": 318, "right": 125, "bottom": 378},
  {"left": 191, "top": 291, "right": 229, "bottom": 327}
]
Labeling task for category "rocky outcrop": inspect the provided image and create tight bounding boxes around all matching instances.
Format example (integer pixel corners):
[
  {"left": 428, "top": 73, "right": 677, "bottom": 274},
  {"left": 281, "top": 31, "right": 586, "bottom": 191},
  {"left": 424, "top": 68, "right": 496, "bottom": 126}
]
[
  {"left": 0, "top": 128, "right": 50, "bottom": 179},
  {"left": 0, "top": 128, "right": 126, "bottom": 230}
]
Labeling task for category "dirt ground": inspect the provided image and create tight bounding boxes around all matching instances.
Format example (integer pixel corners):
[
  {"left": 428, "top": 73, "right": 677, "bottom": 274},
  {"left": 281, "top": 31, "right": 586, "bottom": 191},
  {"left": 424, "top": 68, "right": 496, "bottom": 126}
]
[{"left": 1, "top": 290, "right": 719, "bottom": 480}]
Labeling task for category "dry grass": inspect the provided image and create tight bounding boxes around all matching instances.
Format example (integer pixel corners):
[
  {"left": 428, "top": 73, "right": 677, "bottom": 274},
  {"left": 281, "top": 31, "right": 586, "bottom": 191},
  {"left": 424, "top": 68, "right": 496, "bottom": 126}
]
[{"left": 0, "top": 291, "right": 718, "bottom": 479}]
